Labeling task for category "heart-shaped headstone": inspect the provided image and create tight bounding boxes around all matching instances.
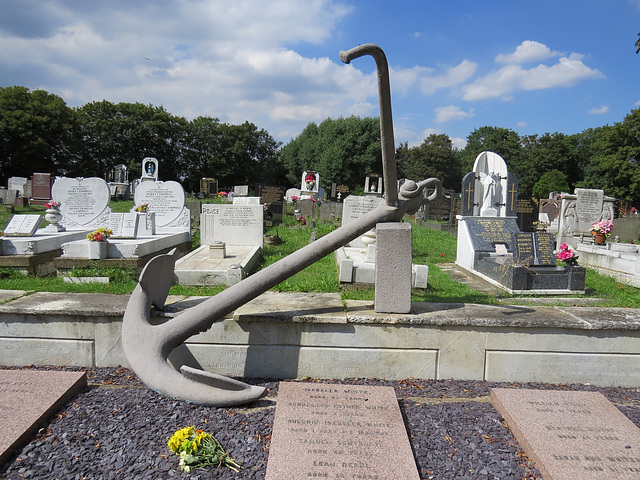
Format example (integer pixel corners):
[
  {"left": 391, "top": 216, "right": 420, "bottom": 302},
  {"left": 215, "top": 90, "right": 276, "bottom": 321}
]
[
  {"left": 134, "top": 180, "right": 186, "bottom": 227},
  {"left": 52, "top": 177, "right": 111, "bottom": 226}
]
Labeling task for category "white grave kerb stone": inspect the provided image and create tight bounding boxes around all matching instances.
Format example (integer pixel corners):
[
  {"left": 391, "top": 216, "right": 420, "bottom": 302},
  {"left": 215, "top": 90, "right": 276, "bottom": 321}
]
[{"left": 472, "top": 151, "right": 509, "bottom": 217}]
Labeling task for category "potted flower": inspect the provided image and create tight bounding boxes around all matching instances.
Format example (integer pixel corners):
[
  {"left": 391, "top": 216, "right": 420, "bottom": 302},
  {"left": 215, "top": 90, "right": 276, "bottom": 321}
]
[
  {"left": 555, "top": 243, "right": 579, "bottom": 266},
  {"left": 86, "top": 227, "right": 112, "bottom": 259},
  {"left": 591, "top": 220, "right": 613, "bottom": 245}
]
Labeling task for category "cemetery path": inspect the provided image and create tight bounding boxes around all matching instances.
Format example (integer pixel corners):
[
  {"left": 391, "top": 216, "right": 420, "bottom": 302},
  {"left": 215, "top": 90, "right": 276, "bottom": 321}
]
[{"left": 2, "top": 366, "right": 640, "bottom": 479}]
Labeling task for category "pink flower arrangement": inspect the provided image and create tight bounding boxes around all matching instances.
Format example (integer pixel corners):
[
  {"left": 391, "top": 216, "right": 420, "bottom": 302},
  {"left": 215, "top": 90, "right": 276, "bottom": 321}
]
[
  {"left": 591, "top": 220, "right": 613, "bottom": 236},
  {"left": 556, "top": 243, "right": 579, "bottom": 266},
  {"left": 218, "top": 191, "right": 228, "bottom": 197},
  {"left": 45, "top": 201, "right": 61, "bottom": 209},
  {"left": 290, "top": 195, "right": 299, "bottom": 201},
  {"left": 297, "top": 216, "right": 306, "bottom": 225}
]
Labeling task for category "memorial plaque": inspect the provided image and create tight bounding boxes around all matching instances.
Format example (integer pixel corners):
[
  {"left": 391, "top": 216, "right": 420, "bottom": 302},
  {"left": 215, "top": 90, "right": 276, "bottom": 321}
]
[
  {"left": 336, "top": 184, "right": 350, "bottom": 202},
  {"left": 134, "top": 180, "right": 186, "bottom": 227},
  {"left": 232, "top": 196, "right": 261, "bottom": 205},
  {"left": 199, "top": 178, "right": 218, "bottom": 196},
  {"left": 576, "top": 188, "right": 604, "bottom": 232},
  {"left": 31, "top": 173, "right": 53, "bottom": 201},
  {"left": 108, "top": 212, "right": 138, "bottom": 239},
  {"left": 3, "top": 215, "right": 42, "bottom": 237},
  {"left": 514, "top": 232, "right": 535, "bottom": 264},
  {"left": 52, "top": 177, "right": 111, "bottom": 226},
  {"left": 516, "top": 196, "right": 539, "bottom": 232},
  {"left": 0, "top": 369, "right": 87, "bottom": 464},
  {"left": 265, "top": 382, "right": 419, "bottom": 480},
  {"left": 233, "top": 185, "right": 249, "bottom": 196},
  {"left": 465, "top": 217, "right": 520, "bottom": 252},
  {"left": 201, "top": 204, "right": 263, "bottom": 247},
  {"left": 259, "top": 185, "right": 285, "bottom": 223},
  {"left": 424, "top": 190, "right": 453, "bottom": 221},
  {"left": 536, "top": 232, "right": 556, "bottom": 266},
  {"left": 491, "top": 388, "right": 640, "bottom": 480},
  {"left": 7, "top": 177, "right": 27, "bottom": 196},
  {"left": 342, "top": 195, "right": 379, "bottom": 225},
  {"left": 540, "top": 199, "right": 561, "bottom": 222}
]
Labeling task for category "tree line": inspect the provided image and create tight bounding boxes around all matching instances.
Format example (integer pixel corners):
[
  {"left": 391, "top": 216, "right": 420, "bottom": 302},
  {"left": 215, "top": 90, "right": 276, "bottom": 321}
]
[{"left": 1, "top": 85, "right": 639, "bottom": 206}]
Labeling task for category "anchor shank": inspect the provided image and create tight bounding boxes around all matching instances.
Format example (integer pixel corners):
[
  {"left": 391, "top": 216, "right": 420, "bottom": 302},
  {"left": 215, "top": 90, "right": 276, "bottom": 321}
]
[{"left": 340, "top": 44, "right": 398, "bottom": 207}]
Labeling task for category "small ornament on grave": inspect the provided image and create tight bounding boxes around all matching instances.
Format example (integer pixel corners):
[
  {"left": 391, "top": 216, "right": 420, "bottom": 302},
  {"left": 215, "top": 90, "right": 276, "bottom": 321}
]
[
  {"left": 305, "top": 173, "right": 316, "bottom": 191},
  {"left": 532, "top": 220, "right": 550, "bottom": 232},
  {"left": 44, "top": 200, "right": 65, "bottom": 232}
]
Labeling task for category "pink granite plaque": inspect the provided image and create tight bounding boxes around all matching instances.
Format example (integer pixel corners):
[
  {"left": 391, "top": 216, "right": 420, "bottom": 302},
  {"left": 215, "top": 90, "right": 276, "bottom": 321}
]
[
  {"left": 266, "top": 382, "right": 420, "bottom": 479},
  {"left": 0, "top": 369, "right": 87, "bottom": 464},
  {"left": 491, "top": 388, "right": 640, "bottom": 480}
]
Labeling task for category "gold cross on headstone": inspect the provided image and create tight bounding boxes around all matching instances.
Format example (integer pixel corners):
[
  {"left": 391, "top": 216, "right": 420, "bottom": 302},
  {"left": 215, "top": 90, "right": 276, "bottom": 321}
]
[
  {"left": 509, "top": 183, "right": 517, "bottom": 207},
  {"left": 465, "top": 183, "right": 474, "bottom": 210}
]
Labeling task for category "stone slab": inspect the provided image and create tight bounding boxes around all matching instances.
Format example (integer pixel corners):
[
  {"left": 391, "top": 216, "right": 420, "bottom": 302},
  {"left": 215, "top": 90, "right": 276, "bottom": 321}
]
[
  {"left": 61, "top": 231, "right": 190, "bottom": 259},
  {"left": 375, "top": 222, "right": 412, "bottom": 313},
  {"left": 0, "top": 369, "right": 87, "bottom": 464},
  {"left": 486, "top": 351, "right": 640, "bottom": 387},
  {"left": 1, "top": 229, "right": 90, "bottom": 256},
  {"left": 491, "top": 388, "right": 640, "bottom": 479},
  {"left": 265, "top": 382, "right": 420, "bottom": 480},
  {"left": 173, "top": 244, "right": 262, "bottom": 286},
  {"left": 0, "top": 338, "right": 94, "bottom": 366}
]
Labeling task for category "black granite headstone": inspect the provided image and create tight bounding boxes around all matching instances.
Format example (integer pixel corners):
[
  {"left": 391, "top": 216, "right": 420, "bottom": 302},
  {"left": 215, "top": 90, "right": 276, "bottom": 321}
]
[
  {"left": 514, "top": 232, "right": 536, "bottom": 264},
  {"left": 535, "top": 232, "right": 556, "bottom": 266},
  {"left": 460, "top": 172, "right": 476, "bottom": 216},
  {"left": 516, "top": 196, "right": 539, "bottom": 232},
  {"left": 505, "top": 173, "right": 519, "bottom": 217},
  {"left": 465, "top": 217, "right": 520, "bottom": 252},
  {"left": 259, "top": 185, "right": 285, "bottom": 224}
]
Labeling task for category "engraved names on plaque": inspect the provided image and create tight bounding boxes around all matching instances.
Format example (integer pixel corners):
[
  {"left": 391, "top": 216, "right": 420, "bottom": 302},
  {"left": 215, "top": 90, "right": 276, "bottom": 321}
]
[
  {"left": 514, "top": 232, "right": 556, "bottom": 266},
  {"left": 491, "top": 388, "right": 640, "bottom": 480},
  {"left": 3, "top": 215, "right": 42, "bottom": 237},
  {"left": 108, "top": 212, "right": 138, "bottom": 239},
  {"left": 265, "top": 382, "right": 419, "bottom": 480},
  {"left": 465, "top": 217, "right": 520, "bottom": 252}
]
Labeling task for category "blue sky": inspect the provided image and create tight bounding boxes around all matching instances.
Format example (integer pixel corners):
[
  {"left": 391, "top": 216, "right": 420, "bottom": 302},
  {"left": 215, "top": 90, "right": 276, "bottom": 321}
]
[{"left": 1, "top": 0, "right": 639, "bottom": 149}]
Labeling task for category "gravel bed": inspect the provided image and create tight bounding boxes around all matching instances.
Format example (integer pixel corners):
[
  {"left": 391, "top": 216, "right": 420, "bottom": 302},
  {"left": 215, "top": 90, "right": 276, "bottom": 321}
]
[{"left": 2, "top": 367, "right": 640, "bottom": 480}]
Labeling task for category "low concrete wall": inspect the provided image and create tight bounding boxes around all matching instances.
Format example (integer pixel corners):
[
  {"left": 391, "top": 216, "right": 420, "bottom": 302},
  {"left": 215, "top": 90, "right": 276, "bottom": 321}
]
[{"left": 1, "top": 290, "right": 640, "bottom": 387}]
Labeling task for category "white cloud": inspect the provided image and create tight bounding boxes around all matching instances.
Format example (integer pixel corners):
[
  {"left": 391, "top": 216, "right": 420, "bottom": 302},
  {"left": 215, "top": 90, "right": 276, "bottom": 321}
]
[
  {"left": 588, "top": 105, "right": 610, "bottom": 114},
  {"left": 434, "top": 105, "right": 474, "bottom": 123},
  {"left": 420, "top": 60, "right": 478, "bottom": 95},
  {"left": 495, "top": 40, "right": 560, "bottom": 64},
  {"left": 462, "top": 53, "right": 604, "bottom": 101},
  {"left": 517, "top": 121, "right": 528, "bottom": 128}
]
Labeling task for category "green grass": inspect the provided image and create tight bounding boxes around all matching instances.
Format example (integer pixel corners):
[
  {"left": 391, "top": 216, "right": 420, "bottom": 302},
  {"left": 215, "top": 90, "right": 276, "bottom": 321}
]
[{"left": 1, "top": 204, "right": 639, "bottom": 306}]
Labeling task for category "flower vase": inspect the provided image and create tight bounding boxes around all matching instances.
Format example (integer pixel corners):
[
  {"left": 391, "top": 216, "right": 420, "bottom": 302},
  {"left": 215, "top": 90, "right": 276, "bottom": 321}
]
[
  {"left": 594, "top": 233, "right": 606, "bottom": 245},
  {"left": 88, "top": 241, "right": 108, "bottom": 260},
  {"left": 44, "top": 207, "right": 65, "bottom": 232}
]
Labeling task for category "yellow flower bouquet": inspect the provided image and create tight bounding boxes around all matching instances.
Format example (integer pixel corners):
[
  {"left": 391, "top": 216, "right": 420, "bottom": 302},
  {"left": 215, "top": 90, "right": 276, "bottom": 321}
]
[{"left": 167, "top": 426, "right": 242, "bottom": 473}]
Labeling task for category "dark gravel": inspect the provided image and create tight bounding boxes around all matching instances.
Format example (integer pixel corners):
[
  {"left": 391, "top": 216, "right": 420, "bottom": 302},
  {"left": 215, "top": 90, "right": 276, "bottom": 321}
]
[{"left": 2, "top": 366, "right": 640, "bottom": 480}]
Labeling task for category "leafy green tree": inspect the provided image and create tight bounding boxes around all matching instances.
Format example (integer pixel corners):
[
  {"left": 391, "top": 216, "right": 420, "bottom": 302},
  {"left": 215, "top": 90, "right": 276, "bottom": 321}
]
[
  {"left": 460, "top": 126, "right": 523, "bottom": 175},
  {"left": 75, "top": 101, "right": 188, "bottom": 181},
  {"left": 532, "top": 169, "right": 570, "bottom": 198},
  {"left": 577, "top": 108, "right": 640, "bottom": 205},
  {"left": 518, "top": 132, "right": 580, "bottom": 196},
  {"left": 0, "top": 86, "right": 76, "bottom": 182},
  {"left": 397, "top": 133, "right": 461, "bottom": 189},
  {"left": 280, "top": 116, "right": 381, "bottom": 190}
]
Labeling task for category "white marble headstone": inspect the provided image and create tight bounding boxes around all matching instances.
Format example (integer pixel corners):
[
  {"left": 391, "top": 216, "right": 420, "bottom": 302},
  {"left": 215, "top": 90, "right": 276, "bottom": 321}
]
[
  {"left": 200, "top": 204, "right": 263, "bottom": 247},
  {"left": 472, "top": 151, "right": 509, "bottom": 217},
  {"left": 134, "top": 180, "right": 186, "bottom": 227},
  {"left": 108, "top": 213, "right": 138, "bottom": 239},
  {"left": 51, "top": 177, "right": 111, "bottom": 227},
  {"left": 232, "top": 196, "right": 261, "bottom": 205},
  {"left": 342, "top": 195, "right": 381, "bottom": 247}
]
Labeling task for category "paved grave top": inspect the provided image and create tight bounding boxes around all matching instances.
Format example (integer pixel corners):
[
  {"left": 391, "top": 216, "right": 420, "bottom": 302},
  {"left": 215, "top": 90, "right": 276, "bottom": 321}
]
[
  {"left": 52, "top": 177, "right": 111, "bottom": 226},
  {"left": 265, "top": 381, "right": 419, "bottom": 480},
  {"left": 0, "top": 369, "right": 86, "bottom": 464},
  {"left": 491, "top": 388, "right": 640, "bottom": 480}
]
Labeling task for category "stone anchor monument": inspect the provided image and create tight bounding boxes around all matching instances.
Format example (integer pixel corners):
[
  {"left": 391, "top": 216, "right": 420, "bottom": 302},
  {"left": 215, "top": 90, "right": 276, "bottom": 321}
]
[{"left": 122, "top": 44, "right": 443, "bottom": 406}]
